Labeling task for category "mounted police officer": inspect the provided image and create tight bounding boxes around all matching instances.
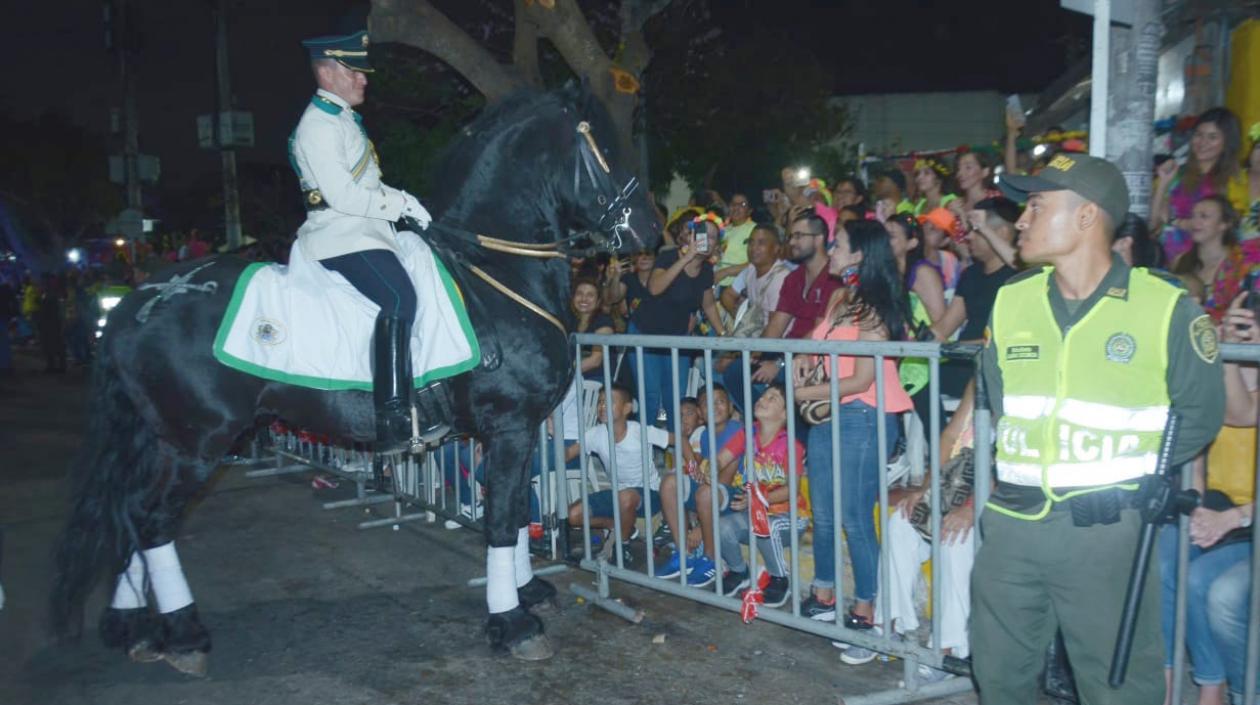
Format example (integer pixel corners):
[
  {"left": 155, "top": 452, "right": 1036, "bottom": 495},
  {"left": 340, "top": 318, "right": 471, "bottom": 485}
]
[
  {"left": 291, "top": 29, "right": 446, "bottom": 452},
  {"left": 970, "top": 154, "right": 1225, "bottom": 704}
]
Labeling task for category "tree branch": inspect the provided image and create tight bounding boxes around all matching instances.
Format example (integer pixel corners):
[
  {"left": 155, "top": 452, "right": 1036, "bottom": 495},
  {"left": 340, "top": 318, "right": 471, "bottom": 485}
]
[
  {"left": 512, "top": 0, "right": 542, "bottom": 88},
  {"left": 526, "top": 0, "right": 613, "bottom": 97},
  {"left": 370, "top": 0, "right": 522, "bottom": 102}
]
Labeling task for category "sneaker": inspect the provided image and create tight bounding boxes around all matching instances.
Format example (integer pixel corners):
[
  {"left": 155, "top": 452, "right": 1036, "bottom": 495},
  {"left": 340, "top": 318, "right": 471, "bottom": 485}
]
[
  {"left": 840, "top": 644, "right": 879, "bottom": 666},
  {"left": 760, "top": 575, "right": 791, "bottom": 607},
  {"left": 654, "top": 551, "right": 682, "bottom": 579},
  {"left": 801, "top": 594, "right": 837, "bottom": 622},
  {"left": 721, "top": 569, "right": 750, "bottom": 597},
  {"left": 685, "top": 555, "right": 717, "bottom": 588},
  {"left": 912, "top": 663, "right": 955, "bottom": 685}
]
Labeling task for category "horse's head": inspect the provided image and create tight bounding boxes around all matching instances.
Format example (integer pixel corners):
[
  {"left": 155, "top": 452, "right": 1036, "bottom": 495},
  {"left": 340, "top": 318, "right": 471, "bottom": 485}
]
[
  {"left": 428, "top": 85, "right": 660, "bottom": 257},
  {"left": 548, "top": 83, "right": 660, "bottom": 255}
]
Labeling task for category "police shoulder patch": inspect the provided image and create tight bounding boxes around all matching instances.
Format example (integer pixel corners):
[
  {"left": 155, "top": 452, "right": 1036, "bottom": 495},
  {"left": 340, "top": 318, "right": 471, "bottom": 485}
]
[{"left": 1189, "top": 314, "right": 1219, "bottom": 364}]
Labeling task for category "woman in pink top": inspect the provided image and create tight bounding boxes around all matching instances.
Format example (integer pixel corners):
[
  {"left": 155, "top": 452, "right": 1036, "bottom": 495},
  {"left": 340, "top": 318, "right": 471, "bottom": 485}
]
[{"left": 790, "top": 219, "right": 913, "bottom": 647}]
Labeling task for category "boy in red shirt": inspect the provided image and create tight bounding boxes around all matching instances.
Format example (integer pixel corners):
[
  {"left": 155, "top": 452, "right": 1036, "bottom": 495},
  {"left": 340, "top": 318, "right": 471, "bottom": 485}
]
[{"left": 714, "top": 384, "right": 808, "bottom": 606}]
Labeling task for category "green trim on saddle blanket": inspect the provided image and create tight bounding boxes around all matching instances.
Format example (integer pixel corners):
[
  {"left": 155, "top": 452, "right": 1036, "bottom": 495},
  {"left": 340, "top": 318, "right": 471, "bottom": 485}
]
[{"left": 211, "top": 258, "right": 481, "bottom": 391}]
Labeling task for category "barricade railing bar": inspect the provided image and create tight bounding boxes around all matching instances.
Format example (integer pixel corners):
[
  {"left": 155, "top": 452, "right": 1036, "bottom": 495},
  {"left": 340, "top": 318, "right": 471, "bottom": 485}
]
[{"left": 567, "top": 333, "right": 1260, "bottom": 704}]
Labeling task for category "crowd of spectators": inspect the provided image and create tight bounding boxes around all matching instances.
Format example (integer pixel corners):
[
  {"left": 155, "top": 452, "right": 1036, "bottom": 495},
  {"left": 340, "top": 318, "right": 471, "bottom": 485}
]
[{"left": 553, "top": 104, "right": 1260, "bottom": 693}]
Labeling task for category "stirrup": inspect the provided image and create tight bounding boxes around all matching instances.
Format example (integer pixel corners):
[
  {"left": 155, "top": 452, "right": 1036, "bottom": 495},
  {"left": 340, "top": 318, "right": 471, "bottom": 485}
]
[{"left": 409, "top": 406, "right": 450, "bottom": 452}]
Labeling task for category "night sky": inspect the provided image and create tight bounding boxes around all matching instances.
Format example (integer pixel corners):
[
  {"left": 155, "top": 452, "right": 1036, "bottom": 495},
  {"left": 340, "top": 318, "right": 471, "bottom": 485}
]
[{"left": 2, "top": 0, "right": 1088, "bottom": 190}]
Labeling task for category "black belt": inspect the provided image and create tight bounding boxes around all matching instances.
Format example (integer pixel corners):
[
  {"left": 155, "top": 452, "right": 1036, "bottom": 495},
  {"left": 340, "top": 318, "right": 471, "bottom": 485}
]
[
  {"left": 1050, "top": 486, "right": 1142, "bottom": 526},
  {"left": 303, "top": 189, "right": 328, "bottom": 212}
]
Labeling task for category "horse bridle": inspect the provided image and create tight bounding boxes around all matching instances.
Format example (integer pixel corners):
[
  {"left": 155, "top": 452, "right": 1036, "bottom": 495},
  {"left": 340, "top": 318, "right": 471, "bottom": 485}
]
[
  {"left": 424, "top": 119, "right": 640, "bottom": 337},
  {"left": 464, "top": 120, "right": 639, "bottom": 260}
]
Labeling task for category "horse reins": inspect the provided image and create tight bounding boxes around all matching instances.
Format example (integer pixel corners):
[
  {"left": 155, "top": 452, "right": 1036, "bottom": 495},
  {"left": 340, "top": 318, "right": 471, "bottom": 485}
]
[{"left": 427, "top": 120, "right": 640, "bottom": 339}]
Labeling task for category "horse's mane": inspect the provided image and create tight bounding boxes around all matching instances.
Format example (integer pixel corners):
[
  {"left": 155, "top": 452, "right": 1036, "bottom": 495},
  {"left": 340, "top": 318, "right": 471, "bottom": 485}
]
[{"left": 425, "top": 84, "right": 607, "bottom": 215}]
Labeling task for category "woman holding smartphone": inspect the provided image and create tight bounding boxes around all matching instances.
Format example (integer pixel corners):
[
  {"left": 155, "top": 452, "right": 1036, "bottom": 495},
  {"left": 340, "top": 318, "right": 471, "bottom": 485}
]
[{"left": 632, "top": 214, "right": 726, "bottom": 428}]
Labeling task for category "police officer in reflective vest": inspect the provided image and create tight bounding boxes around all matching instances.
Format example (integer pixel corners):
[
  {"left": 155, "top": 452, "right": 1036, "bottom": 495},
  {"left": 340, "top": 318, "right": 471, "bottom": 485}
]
[
  {"left": 971, "top": 154, "right": 1224, "bottom": 704},
  {"left": 291, "top": 30, "right": 446, "bottom": 451}
]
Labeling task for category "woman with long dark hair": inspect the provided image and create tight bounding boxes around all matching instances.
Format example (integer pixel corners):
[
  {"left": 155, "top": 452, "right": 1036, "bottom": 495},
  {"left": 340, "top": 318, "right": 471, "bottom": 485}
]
[
  {"left": 1170, "top": 195, "right": 1259, "bottom": 322},
  {"left": 1152, "top": 107, "right": 1246, "bottom": 263},
  {"left": 792, "top": 220, "right": 914, "bottom": 660}
]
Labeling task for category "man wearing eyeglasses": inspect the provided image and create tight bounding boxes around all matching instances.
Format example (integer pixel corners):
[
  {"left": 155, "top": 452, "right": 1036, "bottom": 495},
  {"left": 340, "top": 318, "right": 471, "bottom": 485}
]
[
  {"left": 716, "top": 193, "right": 756, "bottom": 287},
  {"left": 723, "top": 211, "right": 838, "bottom": 412}
]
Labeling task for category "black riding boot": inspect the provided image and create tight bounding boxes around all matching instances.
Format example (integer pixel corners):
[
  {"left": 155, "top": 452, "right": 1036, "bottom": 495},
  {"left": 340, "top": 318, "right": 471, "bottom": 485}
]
[
  {"left": 372, "top": 316, "right": 450, "bottom": 453},
  {"left": 373, "top": 316, "right": 418, "bottom": 453}
]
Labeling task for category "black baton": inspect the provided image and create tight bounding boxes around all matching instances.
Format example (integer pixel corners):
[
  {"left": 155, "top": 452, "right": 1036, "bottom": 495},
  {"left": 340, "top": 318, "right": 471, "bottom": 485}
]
[{"left": 1108, "top": 412, "right": 1181, "bottom": 688}]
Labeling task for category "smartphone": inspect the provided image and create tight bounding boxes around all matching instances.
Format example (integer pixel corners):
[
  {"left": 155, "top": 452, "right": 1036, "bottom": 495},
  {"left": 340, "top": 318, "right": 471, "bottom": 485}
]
[
  {"left": 1239, "top": 270, "right": 1260, "bottom": 330},
  {"left": 1006, "top": 94, "right": 1026, "bottom": 128},
  {"left": 792, "top": 168, "right": 811, "bottom": 188},
  {"left": 763, "top": 189, "right": 779, "bottom": 204},
  {"left": 1245, "top": 291, "right": 1260, "bottom": 326},
  {"left": 693, "top": 227, "right": 710, "bottom": 254}
]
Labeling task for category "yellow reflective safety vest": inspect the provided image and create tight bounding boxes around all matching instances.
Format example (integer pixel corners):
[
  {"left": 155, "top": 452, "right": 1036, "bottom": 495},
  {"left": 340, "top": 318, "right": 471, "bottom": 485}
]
[{"left": 991, "top": 266, "right": 1182, "bottom": 518}]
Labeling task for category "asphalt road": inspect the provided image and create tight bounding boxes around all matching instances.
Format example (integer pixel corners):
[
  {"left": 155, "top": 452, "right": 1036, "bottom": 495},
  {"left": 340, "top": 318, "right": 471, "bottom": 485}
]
[{"left": 0, "top": 350, "right": 980, "bottom": 705}]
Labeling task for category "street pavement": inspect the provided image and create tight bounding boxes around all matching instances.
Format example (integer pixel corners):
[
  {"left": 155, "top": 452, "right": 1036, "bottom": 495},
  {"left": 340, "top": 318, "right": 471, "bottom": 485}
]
[{"left": 0, "top": 350, "right": 981, "bottom": 705}]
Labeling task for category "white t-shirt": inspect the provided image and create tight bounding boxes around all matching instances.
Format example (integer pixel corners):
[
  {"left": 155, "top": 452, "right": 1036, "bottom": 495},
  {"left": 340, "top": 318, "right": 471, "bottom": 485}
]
[
  {"left": 583, "top": 420, "right": 669, "bottom": 491},
  {"left": 744, "top": 260, "right": 793, "bottom": 313}
]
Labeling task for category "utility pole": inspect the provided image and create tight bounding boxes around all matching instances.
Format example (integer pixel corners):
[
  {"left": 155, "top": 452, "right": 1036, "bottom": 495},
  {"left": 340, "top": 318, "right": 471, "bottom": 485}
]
[
  {"left": 110, "top": 0, "right": 143, "bottom": 236},
  {"left": 215, "top": 0, "right": 242, "bottom": 251},
  {"left": 1104, "top": 0, "right": 1163, "bottom": 219}
]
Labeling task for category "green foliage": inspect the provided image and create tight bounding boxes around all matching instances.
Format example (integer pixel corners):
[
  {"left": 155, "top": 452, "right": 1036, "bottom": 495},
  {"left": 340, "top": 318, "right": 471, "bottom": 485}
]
[
  {"left": 643, "top": 9, "right": 856, "bottom": 197},
  {"left": 365, "top": 50, "right": 484, "bottom": 196}
]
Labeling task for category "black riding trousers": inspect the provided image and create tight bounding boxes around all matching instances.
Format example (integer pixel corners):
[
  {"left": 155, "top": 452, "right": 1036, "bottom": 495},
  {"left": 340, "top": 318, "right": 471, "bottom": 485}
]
[{"left": 319, "top": 249, "right": 417, "bottom": 323}]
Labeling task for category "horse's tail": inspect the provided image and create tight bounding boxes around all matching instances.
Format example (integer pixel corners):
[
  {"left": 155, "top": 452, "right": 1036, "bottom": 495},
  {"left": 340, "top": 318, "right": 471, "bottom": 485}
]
[{"left": 51, "top": 337, "right": 156, "bottom": 637}]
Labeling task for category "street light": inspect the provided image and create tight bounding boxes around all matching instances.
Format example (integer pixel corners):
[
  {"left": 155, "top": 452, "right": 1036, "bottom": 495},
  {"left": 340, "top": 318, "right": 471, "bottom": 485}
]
[
  {"left": 66, "top": 248, "right": 83, "bottom": 264},
  {"left": 115, "top": 238, "right": 126, "bottom": 247}
]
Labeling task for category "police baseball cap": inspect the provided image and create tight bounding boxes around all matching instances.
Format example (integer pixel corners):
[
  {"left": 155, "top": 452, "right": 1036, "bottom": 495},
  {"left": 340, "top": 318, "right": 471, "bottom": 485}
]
[{"left": 998, "top": 153, "right": 1129, "bottom": 226}]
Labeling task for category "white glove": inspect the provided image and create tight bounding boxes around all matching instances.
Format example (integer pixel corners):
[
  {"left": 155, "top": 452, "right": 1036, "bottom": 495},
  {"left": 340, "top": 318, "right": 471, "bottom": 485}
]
[{"left": 401, "top": 192, "right": 432, "bottom": 230}]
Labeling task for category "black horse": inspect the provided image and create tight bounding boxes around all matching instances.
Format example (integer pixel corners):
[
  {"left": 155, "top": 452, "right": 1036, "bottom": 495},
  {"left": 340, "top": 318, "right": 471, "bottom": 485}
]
[{"left": 52, "top": 85, "right": 658, "bottom": 672}]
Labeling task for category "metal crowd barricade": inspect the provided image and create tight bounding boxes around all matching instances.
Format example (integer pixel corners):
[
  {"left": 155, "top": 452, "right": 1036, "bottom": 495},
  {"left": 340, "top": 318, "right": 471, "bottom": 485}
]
[
  {"left": 570, "top": 332, "right": 1260, "bottom": 705},
  {"left": 235, "top": 420, "right": 577, "bottom": 563},
  {"left": 570, "top": 331, "right": 982, "bottom": 703},
  {"left": 1163, "top": 342, "right": 1260, "bottom": 705}
]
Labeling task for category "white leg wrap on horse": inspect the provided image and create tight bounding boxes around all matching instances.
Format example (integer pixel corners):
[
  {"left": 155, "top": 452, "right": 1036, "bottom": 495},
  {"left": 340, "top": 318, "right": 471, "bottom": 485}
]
[
  {"left": 110, "top": 551, "right": 148, "bottom": 609},
  {"left": 514, "top": 526, "right": 533, "bottom": 588},
  {"left": 143, "top": 542, "right": 193, "bottom": 614},
  {"left": 486, "top": 546, "right": 519, "bottom": 614}
]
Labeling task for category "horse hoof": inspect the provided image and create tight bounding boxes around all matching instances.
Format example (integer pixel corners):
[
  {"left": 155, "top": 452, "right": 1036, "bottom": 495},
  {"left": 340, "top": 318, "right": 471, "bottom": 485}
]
[
  {"left": 127, "top": 640, "right": 163, "bottom": 663},
  {"left": 510, "top": 634, "right": 554, "bottom": 661},
  {"left": 162, "top": 650, "right": 209, "bottom": 677}
]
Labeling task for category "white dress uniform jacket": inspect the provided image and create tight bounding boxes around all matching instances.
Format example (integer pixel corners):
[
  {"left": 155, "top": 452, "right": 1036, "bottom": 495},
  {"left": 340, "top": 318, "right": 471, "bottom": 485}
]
[{"left": 289, "top": 89, "right": 406, "bottom": 261}]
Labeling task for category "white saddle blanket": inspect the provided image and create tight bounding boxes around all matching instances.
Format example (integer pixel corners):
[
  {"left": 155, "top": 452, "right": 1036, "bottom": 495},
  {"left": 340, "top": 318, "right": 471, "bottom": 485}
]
[{"left": 213, "top": 232, "right": 479, "bottom": 391}]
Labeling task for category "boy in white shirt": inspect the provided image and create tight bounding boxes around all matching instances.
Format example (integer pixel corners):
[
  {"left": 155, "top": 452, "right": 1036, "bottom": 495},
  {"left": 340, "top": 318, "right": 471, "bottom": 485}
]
[{"left": 566, "top": 384, "right": 672, "bottom": 546}]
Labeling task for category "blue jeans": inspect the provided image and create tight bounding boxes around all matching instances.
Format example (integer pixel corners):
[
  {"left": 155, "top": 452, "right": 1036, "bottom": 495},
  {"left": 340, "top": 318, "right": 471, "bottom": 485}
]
[
  {"left": 806, "top": 401, "right": 900, "bottom": 600},
  {"left": 439, "top": 441, "right": 545, "bottom": 523},
  {"left": 1207, "top": 554, "right": 1257, "bottom": 700},
  {"left": 1158, "top": 526, "right": 1252, "bottom": 684},
  {"left": 636, "top": 348, "right": 691, "bottom": 430}
]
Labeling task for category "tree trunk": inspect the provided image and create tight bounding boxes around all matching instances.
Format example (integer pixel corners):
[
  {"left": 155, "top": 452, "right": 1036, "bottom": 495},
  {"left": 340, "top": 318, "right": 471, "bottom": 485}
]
[
  {"left": 512, "top": 0, "right": 542, "bottom": 88},
  {"left": 370, "top": 0, "right": 522, "bottom": 102},
  {"left": 371, "top": 0, "right": 674, "bottom": 180}
]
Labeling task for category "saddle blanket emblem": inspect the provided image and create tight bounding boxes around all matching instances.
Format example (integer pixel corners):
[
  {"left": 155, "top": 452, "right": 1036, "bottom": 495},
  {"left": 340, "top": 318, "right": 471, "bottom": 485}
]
[
  {"left": 213, "top": 231, "right": 480, "bottom": 391},
  {"left": 1105, "top": 332, "right": 1136, "bottom": 364},
  {"left": 252, "top": 318, "right": 286, "bottom": 346}
]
